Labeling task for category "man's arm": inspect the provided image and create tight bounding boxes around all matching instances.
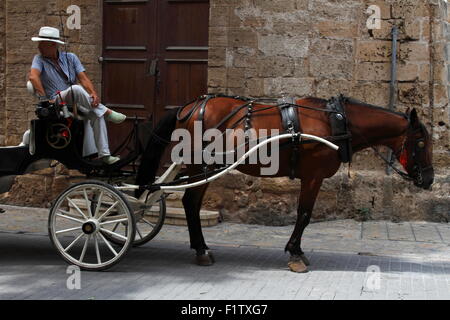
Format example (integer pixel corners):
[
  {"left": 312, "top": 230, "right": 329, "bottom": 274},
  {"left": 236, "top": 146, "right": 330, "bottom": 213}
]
[
  {"left": 77, "top": 71, "right": 100, "bottom": 107},
  {"left": 29, "top": 68, "right": 46, "bottom": 97}
]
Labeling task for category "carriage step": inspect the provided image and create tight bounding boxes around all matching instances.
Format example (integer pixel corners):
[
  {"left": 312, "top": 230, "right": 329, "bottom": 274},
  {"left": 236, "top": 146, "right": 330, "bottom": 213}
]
[{"left": 148, "top": 206, "right": 220, "bottom": 227}]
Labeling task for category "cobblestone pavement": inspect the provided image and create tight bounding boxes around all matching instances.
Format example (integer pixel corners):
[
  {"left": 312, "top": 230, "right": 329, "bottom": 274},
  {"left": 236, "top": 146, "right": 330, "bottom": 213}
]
[{"left": 0, "top": 204, "right": 449, "bottom": 300}]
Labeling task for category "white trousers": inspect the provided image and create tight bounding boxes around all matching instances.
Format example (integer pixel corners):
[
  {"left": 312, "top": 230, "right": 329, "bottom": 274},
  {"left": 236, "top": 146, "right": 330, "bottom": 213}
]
[{"left": 57, "top": 85, "right": 111, "bottom": 157}]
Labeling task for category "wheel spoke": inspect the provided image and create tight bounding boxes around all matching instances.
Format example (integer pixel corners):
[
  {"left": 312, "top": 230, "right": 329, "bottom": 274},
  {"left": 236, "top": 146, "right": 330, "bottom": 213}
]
[
  {"left": 98, "top": 232, "right": 118, "bottom": 256},
  {"left": 112, "top": 222, "right": 120, "bottom": 233},
  {"left": 136, "top": 226, "right": 143, "bottom": 239},
  {"left": 142, "top": 218, "right": 155, "bottom": 228},
  {"left": 93, "top": 191, "right": 104, "bottom": 218},
  {"left": 80, "top": 235, "right": 90, "bottom": 262},
  {"left": 67, "top": 197, "right": 88, "bottom": 220},
  {"left": 100, "top": 228, "right": 128, "bottom": 241},
  {"left": 83, "top": 189, "right": 93, "bottom": 218},
  {"left": 55, "top": 226, "right": 82, "bottom": 234},
  {"left": 97, "top": 201, "right": 119, "bottom": 221},
  {"left": 56, "top": 212, "right": 85, "bottom": 224},
  {"left": 102, "top": 214, "right": 128, "bottom": 222},
  {"left": 64, "top": 233, "right": 85, "bottom": 252},
  {"left": 99, "top": 218, "right": 128, "bottom": 226},
  {"left": 93, "top": 234, "right": 101, "bottom": 264}
]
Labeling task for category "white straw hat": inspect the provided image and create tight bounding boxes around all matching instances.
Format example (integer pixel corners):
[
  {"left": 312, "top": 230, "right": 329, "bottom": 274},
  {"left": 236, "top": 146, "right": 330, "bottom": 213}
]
[{"left": 31, "top": 26, "right": 65, "bottom": 45}]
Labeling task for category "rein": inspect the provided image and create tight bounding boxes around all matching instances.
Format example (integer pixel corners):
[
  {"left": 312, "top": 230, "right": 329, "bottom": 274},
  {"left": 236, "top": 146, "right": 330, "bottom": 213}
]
[{"left": 369, "top": 142, "right": 412, "bottom": 181}]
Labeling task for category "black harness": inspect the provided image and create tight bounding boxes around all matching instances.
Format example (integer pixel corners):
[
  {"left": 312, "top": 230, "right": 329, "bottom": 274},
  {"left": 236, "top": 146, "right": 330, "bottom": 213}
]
[
  {"left": 176, "top": 94, "right": 356, "bottom": 180},
  {"left": 326, "top": 95, "right": 353, "bottom": 163},
  {"left": 277, "top": 100, "right": 301, "bottom": 179}
]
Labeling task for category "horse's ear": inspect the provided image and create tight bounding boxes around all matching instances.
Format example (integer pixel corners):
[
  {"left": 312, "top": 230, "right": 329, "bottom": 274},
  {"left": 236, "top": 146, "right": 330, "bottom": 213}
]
[
  {"left": 405, "top": 107, "right": 410, "bottom": 114},
  {"left": 410, "top": 108, "right": 419, "bottom": 126}
]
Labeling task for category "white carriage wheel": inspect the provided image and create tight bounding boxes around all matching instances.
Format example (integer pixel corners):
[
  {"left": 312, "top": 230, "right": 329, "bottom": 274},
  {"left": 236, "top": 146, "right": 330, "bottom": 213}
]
[
  {"left": 103, "top": 194, "right": 166, "bottom": 247},
  {"left": 48, "top": 181, "right": 136, "bottom": 271}
]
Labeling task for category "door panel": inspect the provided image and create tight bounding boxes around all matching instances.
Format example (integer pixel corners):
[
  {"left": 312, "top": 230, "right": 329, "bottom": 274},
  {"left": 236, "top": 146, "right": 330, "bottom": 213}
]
[
  {"left": 165, "top": 61, "right": 208, "bottom": 107},
  {"left": 156, "top": 0, "right": 209, "bottom": 118},
  {"left": 164, "top": 1, "right": 210, "bottom": 47},
  {"left": 102, "top": 0, "right": 157, "bottom": 154}
]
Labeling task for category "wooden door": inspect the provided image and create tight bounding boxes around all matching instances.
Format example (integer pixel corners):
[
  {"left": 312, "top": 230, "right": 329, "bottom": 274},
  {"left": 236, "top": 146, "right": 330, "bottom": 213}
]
[
  {"left": 155, "top": 0, "right": 209, "bottom": 119},
  {"left": 101, "top": 0, "right": 209, "bottom": 157}
]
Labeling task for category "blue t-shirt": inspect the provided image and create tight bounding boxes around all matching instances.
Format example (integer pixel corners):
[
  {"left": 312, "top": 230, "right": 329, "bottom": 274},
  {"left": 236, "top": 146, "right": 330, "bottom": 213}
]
[{"left": 31, "top": 51, "right": 85, "bottom": 99}]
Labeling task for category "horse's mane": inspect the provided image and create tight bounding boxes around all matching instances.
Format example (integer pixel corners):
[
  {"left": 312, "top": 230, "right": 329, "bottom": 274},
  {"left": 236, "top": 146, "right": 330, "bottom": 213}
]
[
  {"left": 343, "top": 96, "right": 407, "bottom": 118},
  {"left": 300, "top": 95, "right": 408, "bottom": 119}
]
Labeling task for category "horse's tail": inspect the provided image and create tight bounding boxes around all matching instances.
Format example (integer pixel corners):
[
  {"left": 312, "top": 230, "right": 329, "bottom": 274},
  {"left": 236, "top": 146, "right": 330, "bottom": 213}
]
[{"left": 135, "top": 108, "right": 180, "bottom": 197}]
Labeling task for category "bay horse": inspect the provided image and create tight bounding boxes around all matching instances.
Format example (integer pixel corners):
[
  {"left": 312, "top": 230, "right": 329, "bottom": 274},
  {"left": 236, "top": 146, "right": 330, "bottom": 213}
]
[{"left": 136, "top": 95, "right": 434, "bottom": 273}]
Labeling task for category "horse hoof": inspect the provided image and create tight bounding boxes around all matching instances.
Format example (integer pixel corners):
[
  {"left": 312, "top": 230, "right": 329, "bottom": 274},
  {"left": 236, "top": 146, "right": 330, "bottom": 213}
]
[
  {"left": 288, "top": 260, "right": 308, "bottom": 273},
  {"left": 195, "top": 252, "right": 215, "bottom": 266},
  {"left": 300, "top": 254, "right": 310, "bottom": 266}
]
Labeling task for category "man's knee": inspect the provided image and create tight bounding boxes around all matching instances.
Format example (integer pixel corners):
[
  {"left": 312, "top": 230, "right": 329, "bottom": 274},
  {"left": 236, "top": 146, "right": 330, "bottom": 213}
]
[{"left": 71, "top": 84, "right": 86, "bottom": 95}]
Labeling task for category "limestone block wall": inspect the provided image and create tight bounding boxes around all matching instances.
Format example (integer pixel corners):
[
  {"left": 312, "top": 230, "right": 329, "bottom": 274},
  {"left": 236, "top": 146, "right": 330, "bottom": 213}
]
[{"left": 204, "top": 0, "right": 450, "bottom": 224}]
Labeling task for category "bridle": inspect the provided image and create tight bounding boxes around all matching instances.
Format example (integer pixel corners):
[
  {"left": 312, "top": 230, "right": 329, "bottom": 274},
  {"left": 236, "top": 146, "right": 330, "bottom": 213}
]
[
  {"left": 371, "top": 117, "right": 432, "bottom": 186},
  {"left": 405, "top": 124, "right": 433, "bottom": 186}
]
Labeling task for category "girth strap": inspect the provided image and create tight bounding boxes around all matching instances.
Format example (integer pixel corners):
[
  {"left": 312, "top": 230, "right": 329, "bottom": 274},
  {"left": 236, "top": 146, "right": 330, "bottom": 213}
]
[
  {"left": 278, "top": 101, "right": 301, "bottom": 180},
  {"left": 326, "top": 95, "right": 352, "bottom": 163}
]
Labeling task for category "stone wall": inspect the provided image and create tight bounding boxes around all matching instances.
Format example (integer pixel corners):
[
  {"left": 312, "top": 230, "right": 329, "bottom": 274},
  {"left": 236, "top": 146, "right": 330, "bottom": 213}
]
[
  {"left": 0, "top": 0, "right": 102, "bottom": 206},
  {"left": 204, "top": 0, "right": 450, "bottom": 224}
]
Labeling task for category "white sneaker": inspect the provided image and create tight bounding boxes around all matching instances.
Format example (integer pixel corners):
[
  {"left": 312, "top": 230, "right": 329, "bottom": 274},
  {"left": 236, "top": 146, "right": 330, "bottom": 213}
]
[
  {"left": 106, "top": 111, "right": 127, "bottom": 124},
  {"left": 102, "top": 155, "right": 120, "bottom": 165}
]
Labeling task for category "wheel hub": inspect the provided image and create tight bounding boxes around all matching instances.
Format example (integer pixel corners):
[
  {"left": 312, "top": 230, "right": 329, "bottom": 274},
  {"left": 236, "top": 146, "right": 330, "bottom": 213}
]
[{"left": 82, "top": 219, "right": 99, "bottom": 235}]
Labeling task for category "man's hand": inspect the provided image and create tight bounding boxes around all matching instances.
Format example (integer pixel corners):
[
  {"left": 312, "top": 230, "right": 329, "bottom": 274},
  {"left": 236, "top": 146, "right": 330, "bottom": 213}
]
[
  {"left": 90, "top": 92, "right": 100, "bottom": 108},
  {"left": 77, "top": 72, "right": 101, "bottom": 108}
]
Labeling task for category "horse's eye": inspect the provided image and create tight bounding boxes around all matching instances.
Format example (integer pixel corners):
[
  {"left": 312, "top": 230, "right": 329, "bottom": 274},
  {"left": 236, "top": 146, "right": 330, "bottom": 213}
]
[{"left": 417, "top": 141, "right": 425, "bottom": 148}]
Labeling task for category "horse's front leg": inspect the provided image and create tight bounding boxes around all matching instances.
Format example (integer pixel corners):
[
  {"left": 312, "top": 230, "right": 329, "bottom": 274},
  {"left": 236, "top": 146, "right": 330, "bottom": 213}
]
[
  {"left": 182, "top": 181, "right": 214, "bottom": 266},
  {"left": 285, "top": 177, "right": 323, "bottom": 273}
]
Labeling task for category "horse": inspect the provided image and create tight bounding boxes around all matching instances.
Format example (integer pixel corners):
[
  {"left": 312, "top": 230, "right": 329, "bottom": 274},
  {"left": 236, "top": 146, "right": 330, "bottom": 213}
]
[{"left": 135, "top": 95, "right": 434, "bottom": 273}]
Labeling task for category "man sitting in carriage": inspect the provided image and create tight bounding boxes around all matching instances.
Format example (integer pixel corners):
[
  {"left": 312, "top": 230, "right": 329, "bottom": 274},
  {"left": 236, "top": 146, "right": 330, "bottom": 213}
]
[{"left": 28, "top": 26, "right": 125, "bottom": 165}]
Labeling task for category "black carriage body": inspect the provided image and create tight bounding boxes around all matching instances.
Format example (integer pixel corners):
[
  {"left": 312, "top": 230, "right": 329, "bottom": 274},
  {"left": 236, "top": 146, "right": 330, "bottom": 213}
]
[
  {"left": 0, "top": 117, "right": 144, "bottom": 179},
  {"left": 32, "top": 118, "right": 86, "bottom": 170},
  {"left": 0, "top": 119, "right": 87, "bottom": 176}
]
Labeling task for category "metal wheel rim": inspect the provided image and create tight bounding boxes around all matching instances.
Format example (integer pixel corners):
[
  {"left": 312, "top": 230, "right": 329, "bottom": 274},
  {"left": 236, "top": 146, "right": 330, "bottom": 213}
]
[
  {"left": 49, "top": 183, "right": 134, "bottom": 270},
  {"left": 134, "top": 195, "right": 165, "bottom": 243},
  {"left": 105, "top": 195, "right": 165, "bottom": 246}
]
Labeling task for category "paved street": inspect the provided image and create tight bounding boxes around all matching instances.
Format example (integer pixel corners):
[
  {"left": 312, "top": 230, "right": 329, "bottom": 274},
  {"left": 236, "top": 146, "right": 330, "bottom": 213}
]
[{"left": 0, "top": 204, "right": 449, "bottom": 300}]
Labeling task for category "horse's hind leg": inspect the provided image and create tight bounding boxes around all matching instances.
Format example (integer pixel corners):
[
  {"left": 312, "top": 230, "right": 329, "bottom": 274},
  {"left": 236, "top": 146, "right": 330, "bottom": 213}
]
[
  {"left": 285, "top": 177, "right": 323, "bottom": 273},
  {"left": 182, "top": 182, "right": 214, "bottom": 266}
]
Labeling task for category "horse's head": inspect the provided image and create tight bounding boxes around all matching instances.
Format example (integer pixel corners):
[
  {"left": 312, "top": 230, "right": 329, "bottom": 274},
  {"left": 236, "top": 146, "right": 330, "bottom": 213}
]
[{"left": 397, "top": 108, "right": 434, "bottom": 190}]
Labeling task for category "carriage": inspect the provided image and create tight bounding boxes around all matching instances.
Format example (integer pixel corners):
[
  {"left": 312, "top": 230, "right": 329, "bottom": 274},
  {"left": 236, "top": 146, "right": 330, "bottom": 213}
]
[
  {"left": 0, "top": 83, "right": 344, "bottom": 271},
  {"left": 2, "top": 79, "right": 435, "bottom": 275}
]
